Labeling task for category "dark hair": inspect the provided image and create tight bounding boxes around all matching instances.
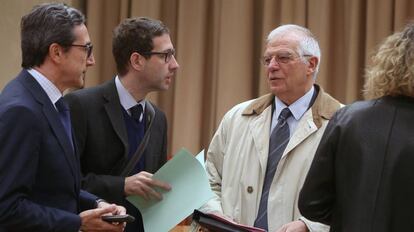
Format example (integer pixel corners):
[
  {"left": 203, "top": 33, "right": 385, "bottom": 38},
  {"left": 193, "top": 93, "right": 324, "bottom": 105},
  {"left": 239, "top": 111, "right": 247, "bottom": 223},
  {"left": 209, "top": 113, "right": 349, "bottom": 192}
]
[
  {"left": 112, "top": 17, "right": 170, "bottom": 76},
  {"left": 21, "top": 3, "right": 85, "bottom": 68}
]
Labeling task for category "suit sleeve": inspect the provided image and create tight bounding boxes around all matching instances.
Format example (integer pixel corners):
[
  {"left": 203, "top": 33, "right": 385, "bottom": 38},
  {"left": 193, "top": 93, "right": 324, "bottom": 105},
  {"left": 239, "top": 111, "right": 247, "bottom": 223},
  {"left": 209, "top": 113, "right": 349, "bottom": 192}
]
[
  {"left": 298, "top": 111, "right": 341, "bottom": 225},
  {"left": 0, "top": 106, "right": 81, "bottom": 231},
  {"left": 79, "top": 190, "right": 98, "bottom": 212}
]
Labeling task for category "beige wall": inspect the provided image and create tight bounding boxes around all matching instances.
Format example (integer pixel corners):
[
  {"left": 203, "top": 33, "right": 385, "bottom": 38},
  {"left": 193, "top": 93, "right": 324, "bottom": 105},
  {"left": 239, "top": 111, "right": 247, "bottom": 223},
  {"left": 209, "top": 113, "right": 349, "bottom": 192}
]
[{"left": 0, "top": 0, "right": 79, "bottom": 90}]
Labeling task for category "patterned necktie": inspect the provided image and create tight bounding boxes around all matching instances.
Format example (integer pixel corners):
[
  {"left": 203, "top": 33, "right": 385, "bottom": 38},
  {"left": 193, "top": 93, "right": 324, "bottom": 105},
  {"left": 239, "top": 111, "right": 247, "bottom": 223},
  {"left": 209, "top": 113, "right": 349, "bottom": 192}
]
[
  {"left": 55, "top": 97, "right": 73, "bottom": 150},
  {"left": 254, "top": 107, "right": 292, "bottom": 230},
  {"left": 130, "top": 104, "right": 143, "bottom": 123}
]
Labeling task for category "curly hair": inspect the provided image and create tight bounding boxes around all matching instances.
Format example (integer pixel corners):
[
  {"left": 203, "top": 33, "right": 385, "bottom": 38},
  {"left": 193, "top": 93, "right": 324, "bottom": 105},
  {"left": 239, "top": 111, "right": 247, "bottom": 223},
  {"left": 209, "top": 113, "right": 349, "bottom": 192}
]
[{"left": 364, "top": 23, "right": 414, "bottom": 99}]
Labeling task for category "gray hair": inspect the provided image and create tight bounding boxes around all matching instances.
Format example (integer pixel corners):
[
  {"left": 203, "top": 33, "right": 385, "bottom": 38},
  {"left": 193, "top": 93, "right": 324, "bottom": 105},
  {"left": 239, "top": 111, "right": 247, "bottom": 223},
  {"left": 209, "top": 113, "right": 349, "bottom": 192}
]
[{"left": 267, "top": 24, "right": 321, "bottom": 79}]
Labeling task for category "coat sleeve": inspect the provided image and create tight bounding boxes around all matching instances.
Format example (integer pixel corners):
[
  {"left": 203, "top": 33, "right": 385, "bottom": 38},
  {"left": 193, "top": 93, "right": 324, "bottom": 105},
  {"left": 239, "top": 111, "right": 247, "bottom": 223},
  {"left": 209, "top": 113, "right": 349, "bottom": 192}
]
[
  {"left": 198, "top": 113, "right": 231, "bottom": 215},
  {"left": 190, "top": 114, "right": 230, "bottom": 231},
  {"left": 300, "top": 216, "right": 330, "bottom": 232},
  {"left": 298, "top": 111, "right": 341, "bottom": 225},
  {"left": 0, "top": 106, "right": 81, "bottom": 231}
]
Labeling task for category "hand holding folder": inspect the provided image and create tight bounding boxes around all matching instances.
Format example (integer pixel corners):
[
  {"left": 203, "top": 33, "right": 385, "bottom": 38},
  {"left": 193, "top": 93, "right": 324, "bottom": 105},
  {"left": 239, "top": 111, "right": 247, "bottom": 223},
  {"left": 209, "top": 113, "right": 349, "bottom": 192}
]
[{"left": 193, "top": 209, "right": 266, "bottom": 232}]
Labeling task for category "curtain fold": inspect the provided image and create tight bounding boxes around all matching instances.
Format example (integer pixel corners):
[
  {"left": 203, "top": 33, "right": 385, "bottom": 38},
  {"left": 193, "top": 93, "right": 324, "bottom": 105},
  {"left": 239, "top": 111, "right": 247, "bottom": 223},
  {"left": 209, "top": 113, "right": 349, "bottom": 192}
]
[
  {"left": 83, "top": 0, "right": 414, "bottom": 155},
  {"left": 2, "top": 0, "right": 414, "bottom": 156}
]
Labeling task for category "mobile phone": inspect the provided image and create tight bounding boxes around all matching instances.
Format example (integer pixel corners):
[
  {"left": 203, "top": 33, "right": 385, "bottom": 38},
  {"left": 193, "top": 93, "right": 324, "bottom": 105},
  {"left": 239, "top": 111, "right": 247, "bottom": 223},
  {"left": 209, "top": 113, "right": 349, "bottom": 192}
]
[{"left": 101, "top": 214, "right": 135, "bottom": 223}]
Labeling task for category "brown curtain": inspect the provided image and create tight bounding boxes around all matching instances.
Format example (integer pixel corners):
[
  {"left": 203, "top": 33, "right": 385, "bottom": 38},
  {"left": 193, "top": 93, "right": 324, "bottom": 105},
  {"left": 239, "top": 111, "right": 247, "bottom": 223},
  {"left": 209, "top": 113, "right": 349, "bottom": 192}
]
[{"left": 81, "top": 0, "right": 414, "bottom": 156}]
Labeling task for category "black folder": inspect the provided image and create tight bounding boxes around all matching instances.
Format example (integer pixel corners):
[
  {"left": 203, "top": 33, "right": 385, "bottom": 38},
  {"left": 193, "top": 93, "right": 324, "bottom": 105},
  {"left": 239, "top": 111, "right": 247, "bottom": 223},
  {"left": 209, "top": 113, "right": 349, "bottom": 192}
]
[{"left": 193, "top": 209, "right": 266, "bottom": 232}]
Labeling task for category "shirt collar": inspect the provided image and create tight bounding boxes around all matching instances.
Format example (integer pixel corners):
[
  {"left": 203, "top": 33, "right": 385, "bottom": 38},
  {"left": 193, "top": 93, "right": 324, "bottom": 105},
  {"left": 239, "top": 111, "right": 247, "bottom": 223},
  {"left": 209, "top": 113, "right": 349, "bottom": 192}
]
[
  {"left": 274, "top": 86, "right": 315, "bottom": 121},
  {"left": 27, "top": 68, "right": 62, "bottom": 105},
  {"left": 115, "top": 75, "right": 146, "bottom": 111}
]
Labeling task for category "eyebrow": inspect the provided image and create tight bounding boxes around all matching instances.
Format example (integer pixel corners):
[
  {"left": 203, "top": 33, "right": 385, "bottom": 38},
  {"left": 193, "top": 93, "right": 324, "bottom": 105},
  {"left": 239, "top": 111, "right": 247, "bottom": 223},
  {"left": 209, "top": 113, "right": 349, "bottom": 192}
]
[{"left": 264, "top": 51, "right": 294, "bottom": 56}]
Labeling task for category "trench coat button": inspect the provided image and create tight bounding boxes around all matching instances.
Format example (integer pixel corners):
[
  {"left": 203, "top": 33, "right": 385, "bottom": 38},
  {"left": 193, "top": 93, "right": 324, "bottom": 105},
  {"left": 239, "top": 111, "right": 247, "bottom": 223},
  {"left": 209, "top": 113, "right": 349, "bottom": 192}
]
[{"left": 247, "top": 186, "right": 253, "bottom": 193}]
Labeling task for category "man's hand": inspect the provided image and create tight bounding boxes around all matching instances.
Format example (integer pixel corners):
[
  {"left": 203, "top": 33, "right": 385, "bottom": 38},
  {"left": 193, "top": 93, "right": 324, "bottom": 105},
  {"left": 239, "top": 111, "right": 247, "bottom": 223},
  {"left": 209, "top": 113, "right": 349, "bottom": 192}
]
[
  {"left": 124, "top": 171, "right": 171, "bottom": 200},
  {"left": 275, "top": 220, "right": 309, "bottom": 232},
  {"left": 79, "top": 204, "right": 125, "bottom": 232},
  {"left": 97, "top": 201, "right": 126, "bottom": 215}
]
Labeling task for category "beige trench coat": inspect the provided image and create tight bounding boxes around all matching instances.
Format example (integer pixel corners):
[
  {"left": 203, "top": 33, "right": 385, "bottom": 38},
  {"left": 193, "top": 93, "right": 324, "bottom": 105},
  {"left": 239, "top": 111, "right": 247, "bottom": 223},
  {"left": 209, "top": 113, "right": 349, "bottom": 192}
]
[{"left": 200, "top": 86, "right": 341, "bottom": 232}]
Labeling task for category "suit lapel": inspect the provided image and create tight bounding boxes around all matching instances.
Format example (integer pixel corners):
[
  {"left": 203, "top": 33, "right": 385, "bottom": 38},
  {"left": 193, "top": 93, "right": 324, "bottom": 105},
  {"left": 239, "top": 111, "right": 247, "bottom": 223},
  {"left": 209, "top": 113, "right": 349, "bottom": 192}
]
[
  {"left": 42, "top": 104, "right": 80, "bottom": 178},
  {"left": 283, "top": 109, "right": 317, "bottom": 157},
  {"left": 143, "top": 102, "right": 156, "bottom": 170},
  {"left": 18, "top": 70, "right": 79, "bottom": 179},
  {"left": 249, "top": 106, "right": 272, "bottom": 174},
  {"left": 102, "top": 80, "right": 129, "bottom": 158}
]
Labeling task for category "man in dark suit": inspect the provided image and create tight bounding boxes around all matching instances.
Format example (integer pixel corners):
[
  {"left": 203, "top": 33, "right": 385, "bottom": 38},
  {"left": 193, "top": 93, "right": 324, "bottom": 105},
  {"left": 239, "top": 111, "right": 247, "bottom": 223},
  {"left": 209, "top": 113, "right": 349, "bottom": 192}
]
[
  {"left": 65, "top": 17, "right": 179, "bottom": 231},
  {"left": 0, "top": 3, "right": 125, "bottom": 231}
]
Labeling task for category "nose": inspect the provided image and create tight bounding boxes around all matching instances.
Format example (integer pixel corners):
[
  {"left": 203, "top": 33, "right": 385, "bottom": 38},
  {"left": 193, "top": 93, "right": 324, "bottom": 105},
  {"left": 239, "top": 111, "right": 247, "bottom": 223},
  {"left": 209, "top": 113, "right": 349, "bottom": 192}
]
[
  {"left": 169, "top": 55, "right": 179, "bottom": 70},
  {"left": 267, "top": 57, "right": 280, "bottom": 72},
  {"left": 87, "top": 53, "right": 96, "bottom": 66}
]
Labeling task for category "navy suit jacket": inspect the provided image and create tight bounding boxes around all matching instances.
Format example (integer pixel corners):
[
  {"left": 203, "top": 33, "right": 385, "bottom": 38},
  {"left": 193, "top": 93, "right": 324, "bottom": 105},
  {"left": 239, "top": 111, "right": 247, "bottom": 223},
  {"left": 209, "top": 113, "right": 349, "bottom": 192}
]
[{"left": 0, "top": 70, "right": 97, "bottom": 231}]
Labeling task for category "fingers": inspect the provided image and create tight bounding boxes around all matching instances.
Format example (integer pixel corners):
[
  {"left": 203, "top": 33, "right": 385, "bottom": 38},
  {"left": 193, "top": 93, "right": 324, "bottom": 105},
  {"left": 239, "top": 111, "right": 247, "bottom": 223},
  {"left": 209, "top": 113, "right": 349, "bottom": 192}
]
[
  {"left": 103, "top": 204, "right": 126, "bottom": 216},
  {"left": 142, "top": 177, "right": 171, "bottom": 201},
  {"left": 144, "top": 185, "right": 163, "bottom": 201},
  {"left": 115, "top": 205, "right": 127, "bottom": 215},
  {"left": 138, "top": 171, "right": 171, "bottom": 191},
  {"left": 94, "top": 204, "right": 118, "bottom": 216},
  {"left": 137, "top": 182, "right": 154, "bottom": 201},
  {"left": 126, "top": 171, "right": 172, "bottom": 201},
  {"left": 80, "top": 207, "right": 125, "bottom": 232},
  {"left": 150, "top": 178, "right": 172, "bottom": 191}
]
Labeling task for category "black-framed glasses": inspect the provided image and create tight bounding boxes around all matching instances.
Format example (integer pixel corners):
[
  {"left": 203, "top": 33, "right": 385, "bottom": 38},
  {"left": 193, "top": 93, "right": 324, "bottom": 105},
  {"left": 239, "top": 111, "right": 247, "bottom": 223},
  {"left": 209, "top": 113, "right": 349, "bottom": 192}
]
[
  {"left": 261, "top": 52, "right": 312, "bottom": 66},
  {"left": 69, "top": 43, "right": 93, "bottom": 58},
  {"left": 141, "top": 49, "right": 176, "bottom": 63}
]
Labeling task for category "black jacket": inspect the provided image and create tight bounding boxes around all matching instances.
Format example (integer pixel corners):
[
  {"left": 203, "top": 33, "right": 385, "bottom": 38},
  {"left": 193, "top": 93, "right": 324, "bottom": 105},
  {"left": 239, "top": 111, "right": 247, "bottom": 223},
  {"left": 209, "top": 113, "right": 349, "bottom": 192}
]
[
  {"left": 65, "top": 79, "right": 168, "bottom": 205},
  {"left": 299, "top": 96, "right": 414, "bottom": 232}
]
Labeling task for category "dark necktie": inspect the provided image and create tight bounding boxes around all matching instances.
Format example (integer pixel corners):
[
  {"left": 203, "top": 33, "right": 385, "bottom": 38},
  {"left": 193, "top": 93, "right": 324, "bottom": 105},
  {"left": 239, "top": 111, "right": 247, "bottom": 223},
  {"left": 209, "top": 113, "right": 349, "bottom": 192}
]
[
  {"left": 254, "top": 107, "right": 292, "bottom": 230},
  {"left": 55, "top": 97, "right": 73, "bottom": 150},
  {"left": 130, "top": 104, "right": 143, "bottom": 123}
]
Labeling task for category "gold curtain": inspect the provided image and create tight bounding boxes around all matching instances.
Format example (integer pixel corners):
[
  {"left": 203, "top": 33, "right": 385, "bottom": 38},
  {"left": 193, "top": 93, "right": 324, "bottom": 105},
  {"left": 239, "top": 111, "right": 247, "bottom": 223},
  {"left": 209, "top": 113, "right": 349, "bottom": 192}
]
[{"left": 36, "top": 0, "right": 414, "bottom": 155}]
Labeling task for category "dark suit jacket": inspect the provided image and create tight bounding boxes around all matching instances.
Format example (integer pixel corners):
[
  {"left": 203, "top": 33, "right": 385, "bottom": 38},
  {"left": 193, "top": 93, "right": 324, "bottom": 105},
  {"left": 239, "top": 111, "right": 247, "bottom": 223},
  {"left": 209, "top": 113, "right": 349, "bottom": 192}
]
[
  {"left": 299, "top": 96, "right": 414, "bottom": 232},
  {"left": 65, "top": 78, "right": 168, "bottom": 204},
  {"left": 0, "top": 70, "right": 97, "bottom": 232}
]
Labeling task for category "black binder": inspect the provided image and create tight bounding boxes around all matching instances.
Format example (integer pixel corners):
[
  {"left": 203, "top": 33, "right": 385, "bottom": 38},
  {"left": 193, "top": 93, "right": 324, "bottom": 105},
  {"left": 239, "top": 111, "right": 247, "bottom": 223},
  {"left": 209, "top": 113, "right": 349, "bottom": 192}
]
[{"left": 193, "top": 209, "right": 266, "bottom": 232}]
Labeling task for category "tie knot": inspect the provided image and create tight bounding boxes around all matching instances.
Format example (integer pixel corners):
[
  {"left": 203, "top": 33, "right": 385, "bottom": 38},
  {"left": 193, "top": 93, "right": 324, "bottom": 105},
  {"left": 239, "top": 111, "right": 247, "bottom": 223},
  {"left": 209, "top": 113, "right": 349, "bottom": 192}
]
[
  {"left": 55, "top": 97, "right": 69, "bottom": 112},
  {"left": 278, "top": 108, "right": 291, "bottom": 121},
  {"left": 130, "top": 104, "right": 143, "bottom": 121}
]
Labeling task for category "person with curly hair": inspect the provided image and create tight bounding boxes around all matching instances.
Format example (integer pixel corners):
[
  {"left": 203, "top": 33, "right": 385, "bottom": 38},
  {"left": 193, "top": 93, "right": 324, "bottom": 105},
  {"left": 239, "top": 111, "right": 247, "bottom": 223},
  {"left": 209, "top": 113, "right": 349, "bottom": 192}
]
[{"left": 299, "top": 23, "right": 414, "bottom": 232}]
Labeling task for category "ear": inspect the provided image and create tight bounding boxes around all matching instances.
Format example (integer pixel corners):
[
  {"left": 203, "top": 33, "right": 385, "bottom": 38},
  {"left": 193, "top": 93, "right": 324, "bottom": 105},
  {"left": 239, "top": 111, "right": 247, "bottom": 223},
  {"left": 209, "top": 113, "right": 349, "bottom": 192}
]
[
  {"left": 306, "top": 56, "right": 318, "bottom": 76},
  {"left": 130, "top": 52, "right": 146, "bottom": 72},
  {"left": 48, "top": 43, "right": 64, "bottom": 64}
]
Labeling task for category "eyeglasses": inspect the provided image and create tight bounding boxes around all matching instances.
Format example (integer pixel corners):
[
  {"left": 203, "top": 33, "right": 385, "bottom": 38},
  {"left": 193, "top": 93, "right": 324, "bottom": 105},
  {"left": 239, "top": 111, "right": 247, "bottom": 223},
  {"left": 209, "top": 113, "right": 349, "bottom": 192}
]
[
  {"left": 141, "top": 49, "right": 176, "bottom": 63},
  {"left": 69, "top": 43, "right": 93, "bottom": 58},
  {"left": 261, "top": 52, "right": 312, "bottom": 66}
]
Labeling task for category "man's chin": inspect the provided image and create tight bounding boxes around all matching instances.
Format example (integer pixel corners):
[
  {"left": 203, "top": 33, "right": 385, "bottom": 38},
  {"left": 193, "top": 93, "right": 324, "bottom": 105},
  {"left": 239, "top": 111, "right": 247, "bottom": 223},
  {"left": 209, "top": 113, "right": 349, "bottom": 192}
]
[
  {"left": 269, "top": 85, "right": 284, "bottom": 94},
  {"left": 72, "top": 80, "right": 85, "bottom": 90},
  {"left": 161, "top": 81, "right": 171, "bottom": 90},
  {"left": 160, "top": 85, "right": 170, "bottom": 91}
]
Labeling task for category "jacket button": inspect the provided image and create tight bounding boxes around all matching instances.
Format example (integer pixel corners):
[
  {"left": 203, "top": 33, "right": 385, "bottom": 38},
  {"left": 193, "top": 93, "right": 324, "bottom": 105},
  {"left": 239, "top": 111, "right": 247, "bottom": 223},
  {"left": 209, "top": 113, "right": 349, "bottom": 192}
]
[{"left": 247, "top": 186, "right": 253, "bottom": 193}]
